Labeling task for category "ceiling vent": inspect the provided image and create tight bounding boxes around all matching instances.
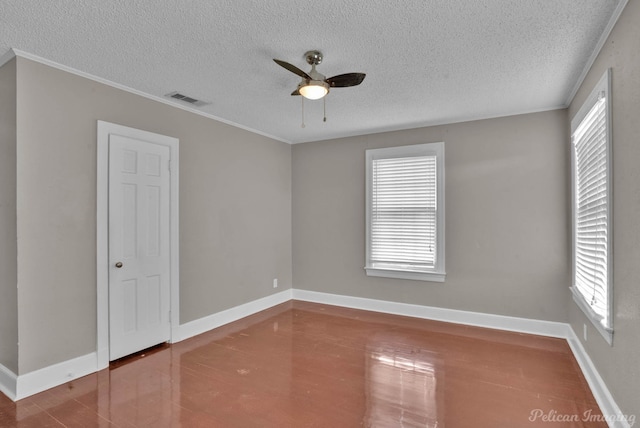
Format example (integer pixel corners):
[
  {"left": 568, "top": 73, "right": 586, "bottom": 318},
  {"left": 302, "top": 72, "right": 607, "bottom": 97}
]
[{"left": 165, "top": 91, "right": 210, "bottom": 107}]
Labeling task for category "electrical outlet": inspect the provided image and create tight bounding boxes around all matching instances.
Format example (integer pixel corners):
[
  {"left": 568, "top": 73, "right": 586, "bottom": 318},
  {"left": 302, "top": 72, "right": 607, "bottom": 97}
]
[
  {"left": 583, "top": 324, "right": 588, "bottom": 341},
  {"left": 273, "top": 278, "right": 278, "bottom": 288}
]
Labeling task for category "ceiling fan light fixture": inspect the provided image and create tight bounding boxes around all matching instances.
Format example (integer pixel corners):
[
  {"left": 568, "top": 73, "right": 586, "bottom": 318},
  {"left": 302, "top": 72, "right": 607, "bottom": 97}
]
[{"left": 299, "top": 80, "right": 329, "bottom": 100}]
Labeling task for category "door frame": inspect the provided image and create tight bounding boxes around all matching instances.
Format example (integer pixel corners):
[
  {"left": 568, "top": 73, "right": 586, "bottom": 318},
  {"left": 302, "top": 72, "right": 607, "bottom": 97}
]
[{"left": 96, "top": 120, "right": 180, "bottom": 369}]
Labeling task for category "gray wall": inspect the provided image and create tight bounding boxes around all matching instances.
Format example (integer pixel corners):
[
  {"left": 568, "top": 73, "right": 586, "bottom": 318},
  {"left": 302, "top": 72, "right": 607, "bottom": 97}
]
[
  {"left": 0, "top": 58, "right": 18, "bottom": 374},
  {"left": 567, "top": 0, "right": 640, "bottom": 417},
  {"left": 14, "top": 57, "right": 292, "bottom": 374},
  {"left": 292, "top": 109, "right": 570, "bottom": 322}
]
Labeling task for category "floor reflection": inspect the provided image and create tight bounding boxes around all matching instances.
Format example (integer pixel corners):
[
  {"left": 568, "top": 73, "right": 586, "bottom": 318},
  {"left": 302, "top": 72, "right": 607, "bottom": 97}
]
[{"left": 365, "top": 334, "right": 441, "bottom": 427}]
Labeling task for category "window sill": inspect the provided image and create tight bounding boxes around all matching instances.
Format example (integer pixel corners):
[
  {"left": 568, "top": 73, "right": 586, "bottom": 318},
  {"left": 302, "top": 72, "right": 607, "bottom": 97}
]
[
  {"left": 365, "top": 267, "right": 445, "bottom": 282},
  {"left": 570, "top": 286, "right": 613, "bottom": 345}
]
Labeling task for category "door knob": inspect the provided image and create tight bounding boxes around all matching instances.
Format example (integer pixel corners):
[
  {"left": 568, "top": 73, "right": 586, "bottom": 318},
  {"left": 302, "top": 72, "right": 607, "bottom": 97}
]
[{"left": 115, "top": 262, "right": 123, "bottom": 268}]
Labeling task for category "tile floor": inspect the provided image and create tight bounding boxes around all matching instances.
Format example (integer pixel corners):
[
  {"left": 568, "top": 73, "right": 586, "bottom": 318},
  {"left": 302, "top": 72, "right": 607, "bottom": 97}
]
[{"left": 0, "top": 301, "right": 605, "bottom": 427}]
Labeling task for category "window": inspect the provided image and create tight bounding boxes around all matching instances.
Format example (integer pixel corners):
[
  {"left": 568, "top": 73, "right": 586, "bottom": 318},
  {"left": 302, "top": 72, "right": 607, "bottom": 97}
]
[
  {"left": 571, "top": 69, "right": 613, "bottom": 344},
  {"left": 365, "top": 142, "right": 445, "bottom": 282}
]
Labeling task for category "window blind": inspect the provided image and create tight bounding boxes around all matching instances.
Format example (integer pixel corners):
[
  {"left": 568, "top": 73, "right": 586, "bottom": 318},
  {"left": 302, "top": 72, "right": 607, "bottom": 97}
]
[
  {"left": 370, "top": 155, "right": 437, "bottom": 272},
  {"left": 573, "top": 95, "right": 609, "bottom": 324}
]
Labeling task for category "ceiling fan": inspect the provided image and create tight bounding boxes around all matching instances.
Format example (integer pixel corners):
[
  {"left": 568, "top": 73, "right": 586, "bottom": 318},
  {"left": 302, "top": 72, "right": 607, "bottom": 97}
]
[{"left": 273, "top": 50, "right": 366, "bottom": 100}]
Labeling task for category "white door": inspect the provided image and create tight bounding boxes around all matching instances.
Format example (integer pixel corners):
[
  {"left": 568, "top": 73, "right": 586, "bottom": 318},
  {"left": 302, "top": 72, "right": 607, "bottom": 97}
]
[{"left": 108, "top": 134, "right": 171, "bottom": 360}]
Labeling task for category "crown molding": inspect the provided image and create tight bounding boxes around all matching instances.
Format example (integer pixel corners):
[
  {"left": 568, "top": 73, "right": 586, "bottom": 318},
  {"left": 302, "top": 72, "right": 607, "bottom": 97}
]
[{"left": 6, "top": 48, "right": 292, "bottom": 144}]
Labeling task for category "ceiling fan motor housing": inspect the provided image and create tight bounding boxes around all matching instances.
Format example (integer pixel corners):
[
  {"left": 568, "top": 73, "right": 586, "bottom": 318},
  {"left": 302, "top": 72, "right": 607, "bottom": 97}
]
[{"left": 305, "top": 50, "right": 323, "bottom": 65}]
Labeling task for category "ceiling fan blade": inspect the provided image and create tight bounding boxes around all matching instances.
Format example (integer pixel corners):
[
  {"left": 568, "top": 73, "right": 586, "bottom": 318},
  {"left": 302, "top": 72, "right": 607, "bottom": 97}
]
[
  {"left": 326, "top": 73, "right": 366, "bottom": 87},
  {"left": 291, "top": 88, "right": 301, "bottom": 96},
  {"left": 273, "top": 59, "right": 311, "bottom": 80}
]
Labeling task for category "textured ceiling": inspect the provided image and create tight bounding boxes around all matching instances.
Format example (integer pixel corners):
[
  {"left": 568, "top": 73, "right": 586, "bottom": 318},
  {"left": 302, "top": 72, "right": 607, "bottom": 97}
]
[{"left": 0, "top": 0, "right": 626, "bottom": 143}]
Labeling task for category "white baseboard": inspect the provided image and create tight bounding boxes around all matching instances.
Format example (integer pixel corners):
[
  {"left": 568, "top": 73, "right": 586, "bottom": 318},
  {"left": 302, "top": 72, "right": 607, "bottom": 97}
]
[
  {"left": 173, "top": 289, "right": 293, "bottom": 343},
  {"left": 14, "top": 352, "right": 97, "bottom": 401},
  {"left": 292, "top": 289, "right": 630, "bottom": 428},
  {"left": 292, "top": 289, "right": 570, "bottom": 338},
  {"left": 0, "top": 290, "right": 293, "bottom": 403},
  {"left": 566, "top": 331, "right": 633, "bottom": 428},
  {"left": 0, "top": 363, "right": 17, "bottom": 401}
]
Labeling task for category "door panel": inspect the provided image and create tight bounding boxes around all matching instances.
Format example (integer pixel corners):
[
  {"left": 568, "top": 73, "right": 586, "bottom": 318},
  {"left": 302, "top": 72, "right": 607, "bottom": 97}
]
[{"left": 109, "top": 134, "right": 171, "bottom": 361}]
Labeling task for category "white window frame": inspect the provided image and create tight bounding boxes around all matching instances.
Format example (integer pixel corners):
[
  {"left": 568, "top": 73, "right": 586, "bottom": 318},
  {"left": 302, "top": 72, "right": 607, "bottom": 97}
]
[
  {"left": 570, "top": 69, "right": 613, "bottom": 345},
  {"left": 365, "top": 142, "right": 445, "bottom": 282}
]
